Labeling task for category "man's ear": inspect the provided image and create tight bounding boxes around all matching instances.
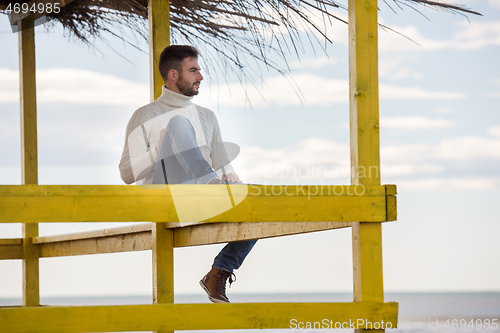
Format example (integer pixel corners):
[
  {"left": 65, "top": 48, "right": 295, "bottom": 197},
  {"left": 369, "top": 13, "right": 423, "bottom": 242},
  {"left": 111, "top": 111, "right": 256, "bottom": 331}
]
[{"left": 169, "top": 69, "right": 178, "bottom": 81}]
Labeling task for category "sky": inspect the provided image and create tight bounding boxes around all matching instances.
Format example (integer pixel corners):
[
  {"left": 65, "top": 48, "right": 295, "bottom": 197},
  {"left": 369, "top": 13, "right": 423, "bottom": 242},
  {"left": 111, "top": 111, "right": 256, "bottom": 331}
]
[{"left": 0, "top": 0, "right": 499, "bottom": 299}]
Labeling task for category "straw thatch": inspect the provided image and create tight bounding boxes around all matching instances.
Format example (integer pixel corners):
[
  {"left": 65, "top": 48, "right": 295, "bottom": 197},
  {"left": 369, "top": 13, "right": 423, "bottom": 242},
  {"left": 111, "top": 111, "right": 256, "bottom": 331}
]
[{"left": 1, "top": 0, "right": 481, "bottom": 83}]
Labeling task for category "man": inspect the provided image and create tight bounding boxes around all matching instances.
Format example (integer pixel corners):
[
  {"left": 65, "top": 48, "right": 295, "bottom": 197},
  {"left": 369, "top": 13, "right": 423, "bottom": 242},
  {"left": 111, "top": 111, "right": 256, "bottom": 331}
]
[{"left": 119, "top": 45, "right": 257, "bottom": 303}]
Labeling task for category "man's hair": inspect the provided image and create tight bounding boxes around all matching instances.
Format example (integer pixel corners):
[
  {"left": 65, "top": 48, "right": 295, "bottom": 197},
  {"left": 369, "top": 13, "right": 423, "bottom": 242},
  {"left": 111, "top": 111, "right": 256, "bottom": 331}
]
[{"left": 159, "top": 45, "right": 199, "bottom": 82}]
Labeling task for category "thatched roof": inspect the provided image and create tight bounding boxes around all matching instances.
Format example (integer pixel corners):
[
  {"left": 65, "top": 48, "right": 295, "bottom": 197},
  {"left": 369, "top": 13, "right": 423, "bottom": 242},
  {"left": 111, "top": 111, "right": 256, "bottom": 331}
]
[{"left": 1, "top": 0, "right": 481, "bottom": 83}]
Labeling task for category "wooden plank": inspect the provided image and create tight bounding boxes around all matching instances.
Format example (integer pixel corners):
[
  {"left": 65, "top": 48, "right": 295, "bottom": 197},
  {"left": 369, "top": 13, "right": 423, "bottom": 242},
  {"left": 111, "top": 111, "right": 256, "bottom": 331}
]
[
  {"left": 33, "top": 223, "right": 152, "bottom": 244},
  {"left": 352, "top": 222, "right": 384, "bottom": 302},
  {"left": 385, "top": 184, "right": 397, "bottom": 221},
  {"left": 0, "top": 238, "right": 24, "bottom": 261},
  {"left": 385, "top": 185, "right": 397, "bottom": 196},
  {"left": 152, "top": 223, "right": 174, "bottom": 305},
  {"left": 0, "top": 244, "right": 23, "bottom": 260},
  {"left": 0, "top": 239, "right": 22, "bottom": 245},
  {"left": 386, "top": 195, "right": 397, "bottom": 222},
  {"left": 0, "top": 302, "right": 398, "bottom": 333},
  {"left": 27, "top": 222, "right": 351, "bottom": 257},
  {"left": 0, "top": 185, "right": 394, "bottom": 223},
  {"left": 349, "top": 0, "right": 380, "bottom": 187},
  {"left": 22, "top": 223, "right": 39, "bottom": 306},
  {"left": 19, "top": 20, "right": 37, "bottom": 186},
  {"left": 348, "top": 2, "right": 386, "bottom": 328},
  {"left": 148, "top": 1, "right": 173, "bottom": 330},
  {"left": 37, "top": 231, "right": 152, "bottom": 258},
  {"left": 19, "top": 18, "right": 39, "bottom": 308},
  {"left": 148, "top": 0, "right": 170, "bottom": 101},
  {"left": 34, "top": 224, "right": 152, "bottom": 257},
  {"left": 10, "top": 0, "right": 75, "bottom": 25},
  {"left": 0, "top": 184, "right": 388, "bottom": 196},
  {"left": 174, "top": 221, "right": 352, "bottom": 247}
]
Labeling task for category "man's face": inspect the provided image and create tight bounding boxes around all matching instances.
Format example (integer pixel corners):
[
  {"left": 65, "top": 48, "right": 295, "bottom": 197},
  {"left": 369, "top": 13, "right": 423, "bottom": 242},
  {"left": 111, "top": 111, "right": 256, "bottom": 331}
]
[{"left": 176, "top": 57, "right": 203, "bottom": 97}]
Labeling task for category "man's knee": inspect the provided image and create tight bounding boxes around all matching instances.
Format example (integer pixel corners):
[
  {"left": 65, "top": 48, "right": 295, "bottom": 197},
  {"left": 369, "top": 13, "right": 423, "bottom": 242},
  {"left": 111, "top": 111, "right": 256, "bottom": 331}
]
[
  {"left": 166, "top": 115, "right": 194, "bottom": 135},
  {"left": 168, "top": 115, "right": 189, "bottom": 127}
]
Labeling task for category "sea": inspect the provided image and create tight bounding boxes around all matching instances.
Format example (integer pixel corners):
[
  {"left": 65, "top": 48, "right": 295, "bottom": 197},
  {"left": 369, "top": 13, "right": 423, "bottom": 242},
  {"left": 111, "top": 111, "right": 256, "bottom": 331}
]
[{"left": 1, "top": 292, "right": 499, "bottom": 333}]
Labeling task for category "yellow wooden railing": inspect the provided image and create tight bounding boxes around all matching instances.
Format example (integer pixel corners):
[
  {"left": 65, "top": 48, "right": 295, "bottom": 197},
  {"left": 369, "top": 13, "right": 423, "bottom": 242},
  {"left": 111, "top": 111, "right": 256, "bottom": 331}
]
[{"left": 0, "top": 0, "right": 398, "bottom": 332}]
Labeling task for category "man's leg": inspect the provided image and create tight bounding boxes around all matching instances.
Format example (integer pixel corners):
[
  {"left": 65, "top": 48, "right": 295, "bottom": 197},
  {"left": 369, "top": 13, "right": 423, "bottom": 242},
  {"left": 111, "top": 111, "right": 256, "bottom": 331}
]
[
  {"left": 153, "top": 116, "right": 258, "bottom": 303},
  {"left": 212, "top": 240, "right": 258, "bottom": 273},
  {"left": 200, "top": 239, "right": 257, "bottom": 303},
  {"left": 152, "top": 115, "right": 220, "bottom": 185}
]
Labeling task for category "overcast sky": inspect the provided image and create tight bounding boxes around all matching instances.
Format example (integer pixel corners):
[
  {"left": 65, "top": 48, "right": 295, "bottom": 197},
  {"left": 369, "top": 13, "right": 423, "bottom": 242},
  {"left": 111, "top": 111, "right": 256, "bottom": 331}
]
[{"left": 0, "top": 0, "right": 499, "bottom": 299}]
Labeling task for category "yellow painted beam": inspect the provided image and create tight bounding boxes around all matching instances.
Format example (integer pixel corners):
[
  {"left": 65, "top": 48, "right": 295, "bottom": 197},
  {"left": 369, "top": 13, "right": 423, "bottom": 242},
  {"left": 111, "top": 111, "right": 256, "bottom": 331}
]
[
  {"left": 19, "top": 20, "right": 38, "bottom": 186},
  {"left": 22, "top": 223, "right": 39, "bottom": 306},
  {"left": 0, "top": 239, "right": 22, "bottom": 245},
  {"left": 352, "top": 222, "right": 384, "bottom": 302},
  {"left": 0, "top": 185, "right": 396, "bottom": 223},
  {"left": 0, "top": 222, "right": 349, "bottom": 259},
  {"left": 35, "top": 231, "right": 152, "bottom": 258},
  {"left": 152, "top": 223, "right": 174, "bottom": 305},
  {"left": 174, "top": 221, "right": 352, "bottom": 247},
  {"left": 19, "top": 18, "right": 40, "bottom": 308},
  {"left": 148, "top": 0, "right": 170, "bottom": 101},
  {"left": 0, "top": 302, "right": 398, "bottom": 333},
  {"left": 149, "top": 1, "right": 172, "bottom": 328},
  {"left": 348, "top": 6, "right": 387, "bottom": 333},
  {"left": 386, "top": 186, "right": 397, "bottom": 221},
  {"left": 349, "top": 0, "right": 380, "bottom": 187},
  {"left": 0, "top": 242, "right": 23, "bottom": 260}
]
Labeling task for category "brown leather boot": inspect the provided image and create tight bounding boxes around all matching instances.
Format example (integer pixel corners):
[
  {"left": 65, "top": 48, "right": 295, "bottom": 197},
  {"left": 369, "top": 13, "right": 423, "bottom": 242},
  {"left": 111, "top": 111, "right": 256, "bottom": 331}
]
[{"left": 199, "top": 267, "right": 236, "bottom": 303}]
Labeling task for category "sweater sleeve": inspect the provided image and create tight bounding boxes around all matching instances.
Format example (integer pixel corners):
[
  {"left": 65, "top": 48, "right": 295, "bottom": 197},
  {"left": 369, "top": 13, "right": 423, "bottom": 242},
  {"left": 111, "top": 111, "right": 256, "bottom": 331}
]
[
  {"left": 210, "top": 112, "right": 235, "bottom": 176},
  {"left": 119, "top": 110, "right": 158, "bottom": 184}
]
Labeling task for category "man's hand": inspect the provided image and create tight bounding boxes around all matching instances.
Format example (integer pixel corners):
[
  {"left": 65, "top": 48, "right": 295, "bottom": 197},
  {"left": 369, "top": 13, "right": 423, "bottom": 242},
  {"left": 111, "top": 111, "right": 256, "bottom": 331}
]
[
  {"left": 155, "top": 129, "right": 166, "bottom": 153},
  {"left": 223, "top": 172, "right": 242, "bottom": 183}
]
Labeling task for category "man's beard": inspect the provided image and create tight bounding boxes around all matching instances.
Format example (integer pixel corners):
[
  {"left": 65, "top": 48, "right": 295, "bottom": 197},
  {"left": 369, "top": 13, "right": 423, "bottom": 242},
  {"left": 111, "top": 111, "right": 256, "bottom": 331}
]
[{"left": 176, "top": 74, "right": 200, "bottom": 97}]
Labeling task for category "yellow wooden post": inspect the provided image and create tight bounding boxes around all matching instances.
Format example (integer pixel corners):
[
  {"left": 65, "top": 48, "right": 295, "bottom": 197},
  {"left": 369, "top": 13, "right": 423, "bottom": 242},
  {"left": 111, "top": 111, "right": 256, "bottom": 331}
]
[
  {"left": 149, "top": 0, "right": 172, "bottom": 332},
  {"left": 152, "top": 221, "right": 174, "bottom": 333},
  {"left": 152, "top": 223, "right": 174, "bottom": 304},
  {"left": 348, "top": 0, "right": 384, "bottom": 330},
  {"left": 149, "top": 0, "right": 170, "bottom": 101},
  {"left": 19, "top": 18, "right": 40, "bottom": 307}
]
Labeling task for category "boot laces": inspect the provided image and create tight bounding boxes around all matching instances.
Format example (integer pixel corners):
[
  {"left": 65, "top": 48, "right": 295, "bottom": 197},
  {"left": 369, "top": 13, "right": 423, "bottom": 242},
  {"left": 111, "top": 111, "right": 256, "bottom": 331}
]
[{"left": 215, "top": 270, "right": 236, "bottom": 295}]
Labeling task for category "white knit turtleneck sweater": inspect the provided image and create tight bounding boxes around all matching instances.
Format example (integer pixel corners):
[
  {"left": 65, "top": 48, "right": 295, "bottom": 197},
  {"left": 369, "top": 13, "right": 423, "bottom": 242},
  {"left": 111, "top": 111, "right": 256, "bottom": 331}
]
[{"left": 119, "top": 86, "right": 234, "bottom": 185}]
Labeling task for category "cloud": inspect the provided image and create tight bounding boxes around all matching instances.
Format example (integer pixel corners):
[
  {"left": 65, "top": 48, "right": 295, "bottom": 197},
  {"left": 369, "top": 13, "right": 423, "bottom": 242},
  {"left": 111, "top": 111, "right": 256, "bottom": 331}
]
[
  {"left": 381, "top": 136, "right": 500, "bottom": 164},
  {"left": 290, "top": 56, "right": 337, "bottom": 69},
  {"left": 380, "top": 116, "right": 453, "bottom": 130},
  {"left": 489, "top": 0, "right": 500, "bottom": 9},
  {"left": 302, "top": 9, "right": 500, "bottom": 53},
  {"left": 432, "top": 107, "right": 458, "bottom": 114},
  {"left": 0, "top": 67, "right": 465, "bottom": 109},
  {"left": 393, "top": 177, "right": 500, "bottom": 191},
  {"left": 198, "top": 73, "right": 350, "bottom": 107},
  {"left": 379, "top": 84, "right": 465, "bottom": 100},
  {"left": 378, "top": 21, "right": 500, "bottom": 52},
  {"left": 237, "top": 132, "right": 500, "bottom": 190},
  {"left": 0, "top": 68, "right": 149, "bottom": 108},
  {"left": 198, "top": 74, "right": 463, "bottom": 108},
  {"left": 241, "top": 138, "right": 351, "bottom": 184},
  {"left": 488, "top": 125, "right": 500, "bottom": 138},
  {"left": 485, "top": 79, "right": 500, "bottom": 98},
  {"left": 379, "top": 57, "right": 422, "bottom": 80}
]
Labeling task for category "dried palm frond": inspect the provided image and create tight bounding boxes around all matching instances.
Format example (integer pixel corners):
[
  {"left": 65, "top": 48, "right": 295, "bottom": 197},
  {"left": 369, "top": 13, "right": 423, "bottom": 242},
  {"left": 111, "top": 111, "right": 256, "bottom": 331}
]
[{"left": 0, "top": 0, "right": 481, "bottom": 85}]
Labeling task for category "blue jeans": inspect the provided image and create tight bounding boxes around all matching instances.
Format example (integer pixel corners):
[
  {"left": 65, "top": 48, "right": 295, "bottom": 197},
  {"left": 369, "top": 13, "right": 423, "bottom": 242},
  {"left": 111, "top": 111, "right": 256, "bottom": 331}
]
[{"left": 152, "top": 115, "right": 257, "bottom": 272}]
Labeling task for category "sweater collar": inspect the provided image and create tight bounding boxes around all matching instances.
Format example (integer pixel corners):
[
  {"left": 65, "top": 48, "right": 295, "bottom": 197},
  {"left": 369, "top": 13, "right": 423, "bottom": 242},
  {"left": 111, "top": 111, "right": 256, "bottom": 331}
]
[{"left": 157, "top": 85, "right": 193, "bottom": 108}]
